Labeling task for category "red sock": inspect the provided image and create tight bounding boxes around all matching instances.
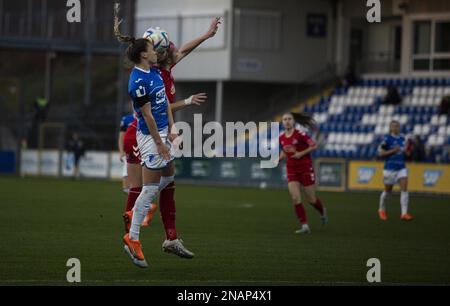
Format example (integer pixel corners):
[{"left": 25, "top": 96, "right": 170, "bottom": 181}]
[
  {"left": 294, "top": 203, "right": 308, "bottom": 225},
  {"left": 160, "top": 181, "right": 177, "bottom": 241},
  {"left": 311, "top": 198, "right": 325, "bottom": 216},
  {"left": 125, "top": 187, "right": 142, "bottom": 212}
]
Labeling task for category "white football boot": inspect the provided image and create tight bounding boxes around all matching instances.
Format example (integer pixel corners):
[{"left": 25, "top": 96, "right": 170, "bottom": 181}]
[
  {"left": 295, "top": 224, "right": 311, "bottom": 235},
  {"left": 162, "top": 239, "right": 195, "bottom": 259}
]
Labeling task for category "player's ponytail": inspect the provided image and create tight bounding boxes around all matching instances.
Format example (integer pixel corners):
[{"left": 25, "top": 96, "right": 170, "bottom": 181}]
[
  {"left": 290, "top": 112, "right": 316, "bottom": 130},
  {"left": 114, "top": 2, "right": 152, "bottom": 63}
]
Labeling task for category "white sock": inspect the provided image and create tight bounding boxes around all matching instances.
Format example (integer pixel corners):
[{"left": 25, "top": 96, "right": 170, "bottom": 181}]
[
  {"left": 400, "top": 191, "right": 409, "bottom": 215},
  {"left": 158, "top": 176, "right": 174, "bottom": 192},
  {"left": 129, "top": 184, "right": 159, "bottom": 241},
  {"left": 379, "top": 191, "right": 388, "bottom": 211}
]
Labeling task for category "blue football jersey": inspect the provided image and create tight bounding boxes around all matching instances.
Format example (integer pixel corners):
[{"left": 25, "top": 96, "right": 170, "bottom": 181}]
[
  {"left": 120, "top": 114, "right": 135, "bottom": 132},
  {"left": 128, "top": 67, "right": 169, "bottom": 134},
  {"left": 379, "top": 134, "right": 407, "bottom": 171}
]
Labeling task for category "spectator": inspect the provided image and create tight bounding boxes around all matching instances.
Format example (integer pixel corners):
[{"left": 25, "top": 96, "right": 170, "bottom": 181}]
[
  {"left": 411, "top": 135, "right": 426, "bottom": 162},
  {"left": 341, "top": 66, "right": 358, "bottom": 88},
  {"left": 33, "top": 97, "right": 49, "bottom": 123},
  {"left": 438, "top": 96, "right": 450, "bottom": 116},
  {"left": 67, "top": 132, "right": 85, "bottom": 179},
  {"left": 425, "top": 146, "right": 436, "bottom": 163},
  {"left": 383, "top": 85, "right": 402, "bottom": 105}
]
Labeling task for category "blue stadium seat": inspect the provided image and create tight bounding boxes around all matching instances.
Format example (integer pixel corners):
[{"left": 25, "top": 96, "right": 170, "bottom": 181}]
[{"left": 371, "top": 105, "right": 380, "bottom": 113}]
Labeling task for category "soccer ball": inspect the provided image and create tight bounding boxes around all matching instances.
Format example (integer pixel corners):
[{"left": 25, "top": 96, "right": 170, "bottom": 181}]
[{"left": 142, "top": 27, "right": 170, "bottom": 51}]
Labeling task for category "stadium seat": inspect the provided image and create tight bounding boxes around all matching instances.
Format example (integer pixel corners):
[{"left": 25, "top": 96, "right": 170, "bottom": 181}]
[{"left": 299, "top": 76, "right": 448, "bottom": 162}]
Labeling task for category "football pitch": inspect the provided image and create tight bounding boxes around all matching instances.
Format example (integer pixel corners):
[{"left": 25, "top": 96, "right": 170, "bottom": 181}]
[{"left": 0, "top": 176, "right": 449, "bottom": 286}]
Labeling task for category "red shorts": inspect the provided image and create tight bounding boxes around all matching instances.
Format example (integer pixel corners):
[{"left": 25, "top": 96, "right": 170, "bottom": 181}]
[
  {"left": 123, "top": 135, "right": 141, "bottom": 164},
  {"left": 287, "top": 168, "right": 316, "bottom": 186}
]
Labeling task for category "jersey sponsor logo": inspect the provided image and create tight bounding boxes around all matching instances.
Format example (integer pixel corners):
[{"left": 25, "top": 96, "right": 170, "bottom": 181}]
[
  {"left": 155, "top": 88, "right": 167, "bottom": 105},
  {"left": 134, "top": 78, "right": 143, "bottom": 83},
  {"left": 135, "top": 85, "right": 146, "bottom": 98},
  {"left": 423, "top": 170, "right": 443, "bottom": 187},
  {"left": 358, "top": 167, "right": 376, "bottom": 184}
]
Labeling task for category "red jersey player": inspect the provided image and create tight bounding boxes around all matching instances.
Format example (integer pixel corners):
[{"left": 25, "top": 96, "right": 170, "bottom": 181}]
[
  {"left": 279, "top": 112, "right": 328, "bottom": 234},
  {"left": 121, "top": 16, "right": 221, "bottom": 259}
]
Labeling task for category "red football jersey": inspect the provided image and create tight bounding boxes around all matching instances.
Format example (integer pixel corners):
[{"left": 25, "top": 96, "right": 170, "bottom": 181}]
[
  {"left": 124, "top": 118, "right": 137, "bottom": 144},
  {"left": 279, "top": 129, "right": 315, "bottom": 171},
  {"left": 157, "top": 66, "right": 176, "bottom": 104}
]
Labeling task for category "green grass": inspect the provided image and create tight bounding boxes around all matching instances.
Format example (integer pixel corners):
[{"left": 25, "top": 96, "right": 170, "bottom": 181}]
[{"left": 0, "top": 176, "right": 449, "bottom": 285}]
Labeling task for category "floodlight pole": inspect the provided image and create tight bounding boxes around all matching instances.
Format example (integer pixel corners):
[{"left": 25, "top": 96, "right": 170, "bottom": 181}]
[
  {"left": 83, "top": 0, "right": 96, "bottom": 106},
  {"left": 215, "top": 80, "right": 223, "bottom": 123}
]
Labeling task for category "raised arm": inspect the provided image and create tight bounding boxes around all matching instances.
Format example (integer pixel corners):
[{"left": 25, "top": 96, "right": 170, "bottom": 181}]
[
  {"left": 170, "top": 93, "right": 208, "bottom": 112},
  {"left": 172, "top": 17, "right": 221, "bottom": 65},
  {"left": 118, "top": 131, "right": 126, "bottom": 161}
]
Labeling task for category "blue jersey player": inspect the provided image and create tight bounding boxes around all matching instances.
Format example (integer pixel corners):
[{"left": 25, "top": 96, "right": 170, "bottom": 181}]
[
  {"left": 114, "top": 11, "right": 178, "bottom": 268},
  {"left": 377, "top": 120, "right": 413, "bottom": 221},
  {"left": 118, "top": 109, "right": 136, "bottom": 193}
]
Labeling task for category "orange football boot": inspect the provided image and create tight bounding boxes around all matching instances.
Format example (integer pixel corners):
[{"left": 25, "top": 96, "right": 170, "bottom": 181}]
[
  {"left": 142, "top": 204, "right": 157, "bottom": 227},
  {"left": 123, "top": 234, "right": 148, "bottom": 268},
  {"left": 401, "top": 213, "right": 414, "bottom": 221},
  {"left": 378, "top": 210, "right": 387, "bottom": 221}
]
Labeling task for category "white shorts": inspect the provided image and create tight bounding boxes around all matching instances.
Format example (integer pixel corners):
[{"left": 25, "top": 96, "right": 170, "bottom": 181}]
[
  {"left": 137, "top": 128, "right": 175, "bottom": 170},
  {"left": 383, "top": 168, "right": 408, "bottom": 186},
  {"left": 122, "top": 160, "right": 128, "bottom": 178}
]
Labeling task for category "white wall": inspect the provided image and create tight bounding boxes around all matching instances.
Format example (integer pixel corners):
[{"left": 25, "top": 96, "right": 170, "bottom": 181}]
[
  {"left": 136, "top": 0, "right": 233, "bottom": 81},
  {"left": 231, "top": 0, "right": 334, "bottom": 83}
]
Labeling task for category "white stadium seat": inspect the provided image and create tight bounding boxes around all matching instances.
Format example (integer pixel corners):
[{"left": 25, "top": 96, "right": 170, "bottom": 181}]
[
  {"left": 431, "top": 115, "right": 439, "bottom": 125},
  {"left": 420, "top": 87, "right": 428, "bottom": 96},
  {"left": 400, "top": 114, "right": 409, "bottom": 125},
  {"left": 428, "top": 135, "right": 436, "bottom": 146},
  {"left": 422, "top": 124, "right": 431, "bottom": 135},
  {"left": 428, "top": 87, "right": 437, "bottom": 96},
  {"left": 419, "top": 96, "right": 427, "bottom": 106},
  {"left": 413, "top": 125, "right": 422, "bottom": 135}
]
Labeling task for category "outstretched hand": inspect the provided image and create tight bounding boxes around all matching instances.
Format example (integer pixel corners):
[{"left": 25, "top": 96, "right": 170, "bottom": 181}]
[
  {"left": 191, "top": 93, "right": 207, "bottom": 106},
  {"left": 205, "top": 17, "right": 222, "bottom": 38}
]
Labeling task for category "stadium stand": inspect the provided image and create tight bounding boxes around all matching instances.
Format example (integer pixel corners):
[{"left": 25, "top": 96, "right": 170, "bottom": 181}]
[{"left": 304, "top": 77, "right": 450, "bottom": 162}]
